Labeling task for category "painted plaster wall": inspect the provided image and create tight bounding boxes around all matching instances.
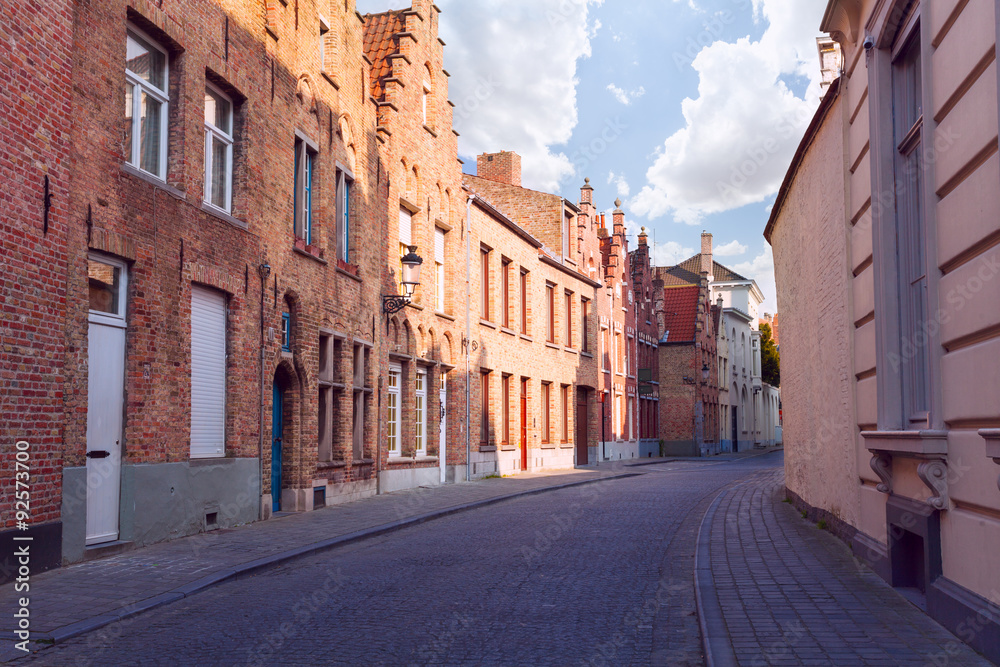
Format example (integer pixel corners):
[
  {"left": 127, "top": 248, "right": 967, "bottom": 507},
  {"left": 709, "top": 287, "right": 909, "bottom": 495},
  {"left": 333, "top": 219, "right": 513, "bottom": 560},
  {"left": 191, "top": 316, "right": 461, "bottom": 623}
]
[{"left": 769, "top": 91, "right": 861, "bottom": 530}]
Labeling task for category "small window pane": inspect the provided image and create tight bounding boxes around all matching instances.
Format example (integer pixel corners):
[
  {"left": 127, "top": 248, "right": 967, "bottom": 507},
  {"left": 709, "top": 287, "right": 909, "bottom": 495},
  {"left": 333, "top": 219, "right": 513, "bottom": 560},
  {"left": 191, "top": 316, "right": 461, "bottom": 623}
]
[
  {"left": 124, "top": 83, "right": 134, "bottom": 162},
  {"left": 205, "top": 88, "right": 231, "bottom": 134},
  {"left": 88, "top": 260, "right": 121, "bottom": 315},
  {"left": 126, "top": 32, "right": 166, "bottom": 90},
  {"left": 210, "top": 135, "right": 228, "bottom": 209},
  {"left": 139, "top": 92, "right": 162, "bottom": 174}
]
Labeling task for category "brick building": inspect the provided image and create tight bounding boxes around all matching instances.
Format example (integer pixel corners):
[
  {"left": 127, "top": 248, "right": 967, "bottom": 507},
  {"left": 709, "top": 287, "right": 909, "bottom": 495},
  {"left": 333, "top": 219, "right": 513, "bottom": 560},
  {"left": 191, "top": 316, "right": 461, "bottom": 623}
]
[
  {"left": 0, "top": 0, "right": 75, "bottom": 581},
  {"left": 464, "top": 155, "right": 604, "bottom": 475},
  {"left": 364, "top": 1, "right": 468, "bottom": 489},
  {"left": 629, "top": 228, "right": 662, "bottom": 455}
]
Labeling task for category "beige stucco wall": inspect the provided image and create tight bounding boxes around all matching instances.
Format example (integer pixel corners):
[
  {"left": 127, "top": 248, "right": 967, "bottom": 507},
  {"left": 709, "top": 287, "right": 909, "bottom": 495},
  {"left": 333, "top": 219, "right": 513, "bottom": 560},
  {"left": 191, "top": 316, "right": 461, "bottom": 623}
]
[{"left": 770, "top": 91, "right": 862, "bottom": 530}]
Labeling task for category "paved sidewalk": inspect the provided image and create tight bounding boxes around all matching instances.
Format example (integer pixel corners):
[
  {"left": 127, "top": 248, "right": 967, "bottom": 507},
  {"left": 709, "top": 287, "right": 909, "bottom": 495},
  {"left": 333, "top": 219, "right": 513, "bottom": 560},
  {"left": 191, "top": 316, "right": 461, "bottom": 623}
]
[
  {"left": 697, "top": 468, "right": 991, "bottom": 666},
  {"left": 593, "top": 445, "right": 784, "bottom": 470},
  {"left": 0, "top": 467, "right": 631, "bottom": 658}
]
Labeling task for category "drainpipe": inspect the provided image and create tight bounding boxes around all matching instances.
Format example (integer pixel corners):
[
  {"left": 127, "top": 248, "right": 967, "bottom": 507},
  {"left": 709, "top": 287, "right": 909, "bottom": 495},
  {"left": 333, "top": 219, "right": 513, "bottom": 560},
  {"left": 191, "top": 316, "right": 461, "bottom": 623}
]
[
  {"left": 465, "top": 194, "right": 474, "bottom": 482},
  {"left": 257, "top": 263, "right": 270, "bottom": 521}
]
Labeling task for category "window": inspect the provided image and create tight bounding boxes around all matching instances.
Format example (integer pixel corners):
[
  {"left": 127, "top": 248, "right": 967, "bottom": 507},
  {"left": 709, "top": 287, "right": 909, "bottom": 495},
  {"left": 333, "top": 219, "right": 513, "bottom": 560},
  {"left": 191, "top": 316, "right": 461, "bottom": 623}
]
[
  {"left": 625, "top": 336, "right": 631, "bottom": 376},
  {"left": 318, "top": 333, "right": 334, "bottom": 462},
  {"left": 561, "top": 385, "right": 569, "bottom": 443},
  {"left": 480, "top": 248, "right": 491, "bottom": 321},
  {"left": 415, "top": 369, "right": 427, "bottom": 456},
  {"left": 602, "top": 329, "right": 609, "bottom": 370},
  {"left": 892, "top": 24, "right": 930, "bottom": 423},
  {"left": 204, "top": 84, "right": 233, "bottom": 212},
  {"left": 581, "top": 298, "right": 590, "bottom": 353},
  {"left": 480, "top": 371, "right": 490, "bottom": 445},
  {"left": 88, "top": 256, "right": 126, "bottom": 318},
  {"left": 190, "top": 286, "right": 227, "bottom": 459},
  {"left": 352, "top": 344, "right": 368, "bottom": 460},
  {"left": 627, "top": 397, "right": 634, "bottom": 440},
  {"left": 125, "top": 26, "right": 169, "bottom": 178},
  {"left": 294, "top": 137, "right": 316, "bottom": 244},
  {"left": 435, "top": 227, "right": 446, "bottom": 312},
  {"left": 564, "top": 291, "right": 573, "bottom": 347},
  {"left": 502, "top": 258, "right": 511, "bottom": 328},
  {"left": 422, "top": 79, "right": 431, "bottom": 125},
  {"left": 546, "top": 284, "right": 555, "bottom": 343},
  {"left": 520, "top": 269, "right": 529, "bottom": 333},
  {"left": 281, "top": 312, "right": 291, "bottom": 351},
  {"left": 399, "top": 207, "right": 412, "bottom": 291},
  {"left": 336, "top": 169, "right": 352, "bottom": 263},
  {"left": 502, "top": 374, "right": 512, "bottom": 445},
  {"left": 541, "top": 383, "right": 551, "bottom": 444},
  {"left": 318, "top": 15, "right": 330, "bottom": 72},
  {"left": 387, "top": 365, "right": 401, "bottom": 457}
]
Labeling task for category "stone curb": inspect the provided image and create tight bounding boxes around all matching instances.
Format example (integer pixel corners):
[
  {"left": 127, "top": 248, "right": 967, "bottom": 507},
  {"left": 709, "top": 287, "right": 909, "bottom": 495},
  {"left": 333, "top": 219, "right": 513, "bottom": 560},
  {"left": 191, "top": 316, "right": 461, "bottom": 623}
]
[
  {"left": 29, "top": 472, "right": 638, "bottom": 650},
  {"left": 693, "top": 481, "right": 747, "bottom": 667}
]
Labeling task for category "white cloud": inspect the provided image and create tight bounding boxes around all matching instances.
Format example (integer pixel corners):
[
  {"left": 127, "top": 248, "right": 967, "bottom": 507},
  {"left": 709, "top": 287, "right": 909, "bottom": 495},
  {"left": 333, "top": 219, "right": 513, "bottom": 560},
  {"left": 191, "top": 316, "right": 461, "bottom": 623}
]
[
  {"left": 714, "top": 240, "right": 747, "bottom": 257},
  {"left": 607, "top": 170, "right": 631, "bottom": 198},
  {"left": 606, "top": 83, "right": 646, "bottom": 106},
  {"left": 355, "top": 0, "right": 411, "bottom": 12},
  {"left": 731, "top": 244, "right": 776, "bottom": 312},
  {"left": 652, "top": 241, "right": 696, "bottom": 266},
  {"left": 631, "top": 0, "right": 826, "bottom": 224},
  {"left": 438, "top": 0, "right": 603, "bottom": 192}
]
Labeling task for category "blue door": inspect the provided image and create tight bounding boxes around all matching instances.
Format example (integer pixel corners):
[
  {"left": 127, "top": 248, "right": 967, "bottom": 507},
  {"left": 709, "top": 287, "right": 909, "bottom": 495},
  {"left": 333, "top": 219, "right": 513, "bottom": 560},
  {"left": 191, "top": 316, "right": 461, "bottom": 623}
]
[{"left": 272, "top": 382, "right": 283, "bottom": 513}]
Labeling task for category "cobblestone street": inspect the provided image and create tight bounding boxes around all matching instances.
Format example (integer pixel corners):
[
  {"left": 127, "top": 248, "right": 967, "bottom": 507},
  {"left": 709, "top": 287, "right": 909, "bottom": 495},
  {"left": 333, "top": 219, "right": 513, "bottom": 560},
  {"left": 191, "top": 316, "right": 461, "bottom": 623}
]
[{"left": 5, "top": 451, "right": 987, "bottom": 665}]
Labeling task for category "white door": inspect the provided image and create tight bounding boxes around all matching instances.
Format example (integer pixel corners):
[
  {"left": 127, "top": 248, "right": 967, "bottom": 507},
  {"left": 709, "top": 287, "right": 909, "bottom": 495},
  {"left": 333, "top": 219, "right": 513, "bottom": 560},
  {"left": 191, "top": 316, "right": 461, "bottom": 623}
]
[
  {"left": 439, "top": 373, "right": 447, "bottom": 484},
  {"left": 86, "top": 255, "right": 127, "bottom": 545}
]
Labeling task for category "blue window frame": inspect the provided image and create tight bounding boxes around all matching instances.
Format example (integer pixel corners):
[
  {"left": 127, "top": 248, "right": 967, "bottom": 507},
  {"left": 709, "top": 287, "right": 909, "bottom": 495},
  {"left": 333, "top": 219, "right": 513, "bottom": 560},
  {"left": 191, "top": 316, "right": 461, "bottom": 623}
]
[
  {"left": 293, "top": 138, "right": 315, "bottom": 245},
  {"left": 281, "top": 312, "right": 291, "bottom": 352}
]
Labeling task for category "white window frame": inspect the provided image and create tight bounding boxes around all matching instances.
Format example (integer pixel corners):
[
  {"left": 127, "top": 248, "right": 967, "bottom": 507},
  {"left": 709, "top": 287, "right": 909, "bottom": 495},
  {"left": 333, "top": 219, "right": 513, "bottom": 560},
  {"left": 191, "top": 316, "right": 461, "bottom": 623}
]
[
  {"left": 336, "top": 167, "right": 353, "bottom": 263},
  {"left": 387, "top": 365, "right": 401, "bottom": 457},
  {"left": 415, "top": 368, "right": 427, "bottom": 456},
  {"left": 435, "top": 226, "right": 446, "bottom": 312},
  {"left": 87, "top": 253, "right": 128, "bottom": 329},
  {"left": 125, "top": 24, "right": 169, "bottom": 180},
  {"left": 204, "top": 81, "right": 234, "bottom": 213}
]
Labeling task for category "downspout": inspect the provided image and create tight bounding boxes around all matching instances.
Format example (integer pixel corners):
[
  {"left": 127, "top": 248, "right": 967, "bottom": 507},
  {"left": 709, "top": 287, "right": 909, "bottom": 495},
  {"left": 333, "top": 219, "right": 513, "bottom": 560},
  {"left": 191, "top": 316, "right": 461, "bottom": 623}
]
[
  {"left": 465, "top": 194, "right": 474, "bottom": 482},
  {"left": 257, "top": 267, "right": 267, "bottom": 521}
]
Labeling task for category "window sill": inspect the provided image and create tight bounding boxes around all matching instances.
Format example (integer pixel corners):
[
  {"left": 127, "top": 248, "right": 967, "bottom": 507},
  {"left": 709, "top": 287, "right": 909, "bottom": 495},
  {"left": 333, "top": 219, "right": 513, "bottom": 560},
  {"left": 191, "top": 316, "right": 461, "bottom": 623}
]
[
  {"left": 982, "top": 429, "right": 1000, "bottom": 459},
  {"left": 545, "top": 342, "right": 561, "bottom": 351},
  {"left": 480, "top": 319, "right": 497, "bottom": 329},
  {"left": 387, "top": 456, "right": 438, "bottom": 465},
  {"left": 559, "top": 443, "right": 574, "bottom": 449},
  {"left": 564, "top": 346, "right": 577, "bottom": 354},
  {"left": 189, "top": 456, "right": 236, "bottom": 466},
  {"left": 321, "top": 71, "right": 340, "bottom": 90},
  {"left": 581, "top": 351, "right": 593, "bottom": 359},
  {"left": 408, "top": 302, "right": 425, "bottom": 311},
  {"left": 435, "top": 311, "right": 456, "bottom": 322},
  {"left": 540, "top": 443, "right": 556, "bottom": 450},
  {"left": 201, "top": 202, "right": 249, "bottom": 231},
  {"left": 317, "top": 461, "right": 349, "bottom": 470},
  {"left": 520, "top": 334, "right": 533, "bottom": 343},
  {"left": 293, "top": 245, "right": 328, "bottom": 265},
  {"left": 478, "top": 444, "right": 497, "bottom": 453},
  {"left": 121, "top": 163, "right": 185, "bottom": 200},
  {"left": 500, "top": 445, "right": 517, "bottom": 452},
  {"left": 861, "top": 430, "right": 948, "bottom": 456},
  {"left": 336, "top": 265, "right": 362, "bottom": 283},
  {"left": 500, "top": 326, "right": 516, "bottom": 336}
]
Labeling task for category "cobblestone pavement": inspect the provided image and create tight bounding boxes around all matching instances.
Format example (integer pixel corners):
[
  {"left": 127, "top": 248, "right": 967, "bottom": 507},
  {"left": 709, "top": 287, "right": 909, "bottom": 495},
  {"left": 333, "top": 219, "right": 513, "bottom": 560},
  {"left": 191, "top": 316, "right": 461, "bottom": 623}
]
[
  {"left": 1, "top": 470, "right": 633, "bottom": 640},
  {"left": 704, "top": 468, "right": 991, "bottom": 666},
  {"left": 14, "top": 457, "right": 779, "bottom": 666}
]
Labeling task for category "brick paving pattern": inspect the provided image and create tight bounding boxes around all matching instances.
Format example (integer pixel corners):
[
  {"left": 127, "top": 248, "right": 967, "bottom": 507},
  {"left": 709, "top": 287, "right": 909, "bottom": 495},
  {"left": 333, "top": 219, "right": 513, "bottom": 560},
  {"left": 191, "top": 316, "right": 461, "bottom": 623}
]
[{"left": 707, "top": 468, "right": 991, "bottom": 666}]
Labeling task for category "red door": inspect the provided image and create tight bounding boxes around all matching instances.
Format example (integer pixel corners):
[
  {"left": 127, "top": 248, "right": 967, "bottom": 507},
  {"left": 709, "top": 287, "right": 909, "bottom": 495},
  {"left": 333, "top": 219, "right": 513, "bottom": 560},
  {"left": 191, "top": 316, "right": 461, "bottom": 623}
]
[
  {"left": 520, "top": 379, "right": 528, "bottom": 471},
  {"left": 576, "top": 389, "right": 589, "bottom": 465}
]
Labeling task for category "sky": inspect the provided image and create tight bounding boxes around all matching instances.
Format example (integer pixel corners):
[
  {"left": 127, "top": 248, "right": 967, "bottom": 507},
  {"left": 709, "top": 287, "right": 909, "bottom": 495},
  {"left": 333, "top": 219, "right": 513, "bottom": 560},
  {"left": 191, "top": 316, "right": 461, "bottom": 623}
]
[{"left": 356, "top": 0, "right": 830, "bottom": 314}]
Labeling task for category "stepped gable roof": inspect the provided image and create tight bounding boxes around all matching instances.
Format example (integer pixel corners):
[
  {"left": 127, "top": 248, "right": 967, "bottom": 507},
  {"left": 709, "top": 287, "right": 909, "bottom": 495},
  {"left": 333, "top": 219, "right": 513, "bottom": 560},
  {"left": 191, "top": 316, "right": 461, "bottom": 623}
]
[
  {"left": 363, "top": 10, "right": 404, "bottom": 101},
  {"left": 660, "top": 285, "right": 700, "bottom": 344}
]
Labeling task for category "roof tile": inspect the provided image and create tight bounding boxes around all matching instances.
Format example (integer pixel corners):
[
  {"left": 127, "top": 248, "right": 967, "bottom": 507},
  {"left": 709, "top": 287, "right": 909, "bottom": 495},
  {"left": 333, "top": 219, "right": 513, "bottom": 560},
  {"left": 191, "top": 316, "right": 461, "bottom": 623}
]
[
  {"left": 362, "top": 11, "right": 404, "bottom": 101},
  {"left": 660, "top": 285, "right": 700, "bottom": 344}
]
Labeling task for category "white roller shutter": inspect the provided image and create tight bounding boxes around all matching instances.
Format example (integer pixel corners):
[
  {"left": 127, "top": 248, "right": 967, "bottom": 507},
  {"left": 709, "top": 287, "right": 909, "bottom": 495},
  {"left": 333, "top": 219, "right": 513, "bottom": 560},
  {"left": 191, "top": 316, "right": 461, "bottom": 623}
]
[
  {"left": 434, "top": 227, "right": 445, "bottom": 264},
  {"left": 399, "top": 207, "right": 412, "bottom": 246},
  {"left": 191, "top": 286, "right": 227, "bottom": 458}
]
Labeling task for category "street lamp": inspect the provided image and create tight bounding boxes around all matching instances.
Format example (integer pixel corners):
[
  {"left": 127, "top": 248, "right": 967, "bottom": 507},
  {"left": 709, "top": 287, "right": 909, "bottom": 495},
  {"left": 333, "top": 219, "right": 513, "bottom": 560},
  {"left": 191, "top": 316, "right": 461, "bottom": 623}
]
[{"left": 383, "top": 246, "right": 423, "bottom": 314}]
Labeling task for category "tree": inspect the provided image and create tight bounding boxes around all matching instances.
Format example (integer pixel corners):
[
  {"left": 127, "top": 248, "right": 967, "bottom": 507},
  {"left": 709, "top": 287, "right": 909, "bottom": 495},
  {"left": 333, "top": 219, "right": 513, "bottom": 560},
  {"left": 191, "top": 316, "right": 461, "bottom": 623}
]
[{"left": 760, "top": 323, "right": 780, "bottom": 387}]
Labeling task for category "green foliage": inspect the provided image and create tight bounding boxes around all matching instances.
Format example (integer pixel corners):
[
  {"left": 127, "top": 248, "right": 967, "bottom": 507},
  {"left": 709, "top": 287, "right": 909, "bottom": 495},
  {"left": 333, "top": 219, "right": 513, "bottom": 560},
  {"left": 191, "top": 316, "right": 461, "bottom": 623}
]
[
  {"left": 817, "top": 519, "right": 828, "bottom": 530},
  {"left": 760, "top": 323, "right": 780, "bottom": 387}
]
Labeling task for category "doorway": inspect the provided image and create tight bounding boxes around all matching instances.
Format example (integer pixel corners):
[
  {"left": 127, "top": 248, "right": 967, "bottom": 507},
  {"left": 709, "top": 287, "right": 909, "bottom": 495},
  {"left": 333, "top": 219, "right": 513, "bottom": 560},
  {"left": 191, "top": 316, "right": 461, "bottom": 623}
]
[
  {"left": 732, "top": 408, "right": 739, "bottom": 453},
  {"left": 576, "top": 388, "right": 589, "bottom": 466},
  {"left": 271, "top": 382, "right": 284, "bottom": 513},
  {"left": 85, "top": 255, "right": 128, "bottom": 545},
  {"left": 520, "top": 378, "right": 528, "bottom": 472},
  {"left": 439, "top": 372, "right": 447, "bottom": 484}
]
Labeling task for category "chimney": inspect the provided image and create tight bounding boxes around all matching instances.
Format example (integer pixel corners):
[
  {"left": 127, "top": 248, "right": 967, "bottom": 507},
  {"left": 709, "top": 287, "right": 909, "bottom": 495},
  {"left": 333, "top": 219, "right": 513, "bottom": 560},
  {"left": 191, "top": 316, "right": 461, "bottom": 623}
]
[
  {"left": 476, "top": 151, "right": 521, "bottom": 187},
  {"left": 701, "top": 231, "right": 713, "bottom": 279},
  {"left": 580, "top": 177, "right": 593, "bottom": 205},
  {"left": 613, "top": 199, "right": 625, "bottom": 236},
  {"left": 637, "top": 226, "right": 648, "bottom": 247}
]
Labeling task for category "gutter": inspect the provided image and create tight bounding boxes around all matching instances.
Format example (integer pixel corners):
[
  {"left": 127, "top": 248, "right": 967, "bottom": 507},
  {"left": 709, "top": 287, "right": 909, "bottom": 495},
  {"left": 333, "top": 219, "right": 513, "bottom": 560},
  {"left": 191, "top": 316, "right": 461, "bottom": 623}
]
[{"left": 465, "top": 194, "right": 473, "bottom": 482}]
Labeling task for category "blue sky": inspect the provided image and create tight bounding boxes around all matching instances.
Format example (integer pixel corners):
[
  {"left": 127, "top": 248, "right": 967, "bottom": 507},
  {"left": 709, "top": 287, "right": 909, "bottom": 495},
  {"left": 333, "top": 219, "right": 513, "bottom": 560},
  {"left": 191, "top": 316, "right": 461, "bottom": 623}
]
[{"left": 356, "top": 0, "right": 829, "bottom": 313}]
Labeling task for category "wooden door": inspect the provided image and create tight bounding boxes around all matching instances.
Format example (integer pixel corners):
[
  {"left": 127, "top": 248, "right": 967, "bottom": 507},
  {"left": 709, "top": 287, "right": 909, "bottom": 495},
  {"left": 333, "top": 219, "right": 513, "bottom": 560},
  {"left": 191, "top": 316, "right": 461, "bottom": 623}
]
[
  {"left": 576, "top": 389, "right": 589, "bottom": 466},
  {"left": 520, "top": 379, "right": 528, "bottom": 471}
]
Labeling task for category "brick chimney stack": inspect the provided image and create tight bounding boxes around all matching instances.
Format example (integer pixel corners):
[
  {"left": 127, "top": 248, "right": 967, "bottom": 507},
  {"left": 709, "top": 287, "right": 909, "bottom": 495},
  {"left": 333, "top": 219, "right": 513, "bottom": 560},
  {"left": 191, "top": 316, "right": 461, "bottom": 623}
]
[
  {"left": 477, "top": 151, "right": 521, "bottom": 187},
  {"left": 701, "top": 231, "right": 713, "bottom": 279},
  {"left": 613, "top": 198, "right": 625, "bottom": 236},
  {"left": 580, "top": 177, "right": 593, "bottom": 205},
  {"left": 637, "top": 226, "right": 648, "bottom": 247}
]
